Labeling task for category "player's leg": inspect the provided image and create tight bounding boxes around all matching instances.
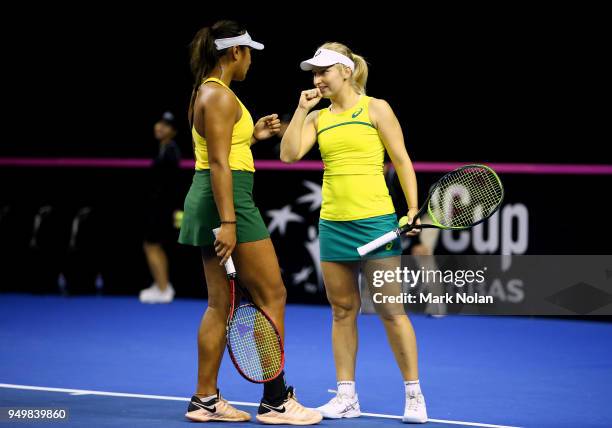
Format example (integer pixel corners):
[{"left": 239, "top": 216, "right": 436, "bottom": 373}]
[
  {"left": 142, "top": 241, "right": 170, "bottom": 290},
  {"left": 232, "top": 238, "right": 322, "bottom": 425},
  {"left": 316, "top": 260, "right": 362, "bottom": 419},
  {"left": 232, "top": 238, "right": 286, "bottom": 338},
  {"left": 185, "top": 246, "right": 251, "bottom": 422},
  {"left": 367, "top": 255, "right": 427, "bottom": 423},
  {"left": 140, "top": 240, "right": 174, "bottom": 302}
]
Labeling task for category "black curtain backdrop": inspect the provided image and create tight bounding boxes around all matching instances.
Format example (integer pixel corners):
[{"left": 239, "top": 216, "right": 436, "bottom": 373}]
[{"left": 3, "top": 5, "right": 607, "bottom": 163}]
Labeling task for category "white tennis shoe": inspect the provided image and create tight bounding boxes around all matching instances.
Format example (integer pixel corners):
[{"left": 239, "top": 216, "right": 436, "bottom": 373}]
[
  {"left": 316, "top": 389, "right": 361, "bottom": 419},
  {"left": 139, "top": 283, "right": 175, "bottom": 303},
  {"left": 402, "top": 392, "right": 428, "bottom": 423}
]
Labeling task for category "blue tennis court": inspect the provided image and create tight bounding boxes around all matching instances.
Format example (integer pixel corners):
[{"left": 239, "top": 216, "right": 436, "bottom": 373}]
[{"left": 1, "top": 293, "right": 611, "bottom": 427}]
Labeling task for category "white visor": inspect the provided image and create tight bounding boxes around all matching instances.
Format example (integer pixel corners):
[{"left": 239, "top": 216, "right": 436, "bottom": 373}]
[
  {"left": 300, "top": 48, "right": 355, "bottom": 71},
  {"left": 214, "top": 31, "right": 264, "bottom": 51}
]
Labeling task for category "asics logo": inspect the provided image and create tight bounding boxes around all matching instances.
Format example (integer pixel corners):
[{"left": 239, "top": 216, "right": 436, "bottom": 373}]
[
  {"left": 351, "top": 107, "right": 363, "bottom": 118},
  {"left": 341, "top": 403, "right": 358, "bottom": 414},
  {"left": 261, "top": 402, "right": 286, "bottom": 413}
]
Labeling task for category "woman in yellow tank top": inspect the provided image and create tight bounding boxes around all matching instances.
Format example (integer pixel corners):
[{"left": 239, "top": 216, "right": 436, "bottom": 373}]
[
  {"left": 280, "top": 42, "right": 428, "bottom": 423},
  {"left": 179, "top": 20, "right": 321, "bottom": 425}
]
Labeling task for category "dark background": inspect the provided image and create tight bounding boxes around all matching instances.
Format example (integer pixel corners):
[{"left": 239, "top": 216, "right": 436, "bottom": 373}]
[
  {"left": 1, "top": 6, "right": 610, "bottom": 303},
  {"left": 3, "top": 5, "right": 607, "bottom": 162}
]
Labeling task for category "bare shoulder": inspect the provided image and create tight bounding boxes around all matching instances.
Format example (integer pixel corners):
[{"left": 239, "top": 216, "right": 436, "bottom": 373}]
[
  {"left": 368, "top": 97, "right": 397, "bottom": 127},
  {"left": 368, "top": 97, "right": 393, "bottom": 113},
  {"left": 196, "top": 83, "right": 238, "bottom": 114}
]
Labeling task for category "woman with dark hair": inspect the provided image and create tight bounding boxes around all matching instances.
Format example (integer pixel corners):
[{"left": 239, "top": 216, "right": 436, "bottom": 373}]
[
  {"left": 139, "top": 111, "right": 180, "bottom": 304},
  {"left": 178, "top": 20, "right": 322, "bottom": 425}
]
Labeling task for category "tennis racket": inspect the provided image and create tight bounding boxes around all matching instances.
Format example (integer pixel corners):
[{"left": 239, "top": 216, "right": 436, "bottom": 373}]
[
  {"left": 212, "top": 228, "right": 285, "bottom": 383},
  {"left": 357, "top": 164, "right": 504, "bottom": 256}
]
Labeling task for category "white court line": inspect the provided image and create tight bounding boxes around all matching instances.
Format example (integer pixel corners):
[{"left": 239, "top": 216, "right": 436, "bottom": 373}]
[{"left": 0, "top": 383, "right": 521, "bottom": 428}]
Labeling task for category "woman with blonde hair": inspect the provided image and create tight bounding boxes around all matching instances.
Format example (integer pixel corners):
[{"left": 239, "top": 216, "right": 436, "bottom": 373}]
[{"left": 280, "top": 42, "right": 427, "bottom": 423}]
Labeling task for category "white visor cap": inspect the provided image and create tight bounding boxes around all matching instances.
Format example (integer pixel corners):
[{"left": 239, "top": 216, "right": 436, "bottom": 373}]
[
  {"left": 300, "top": 48, "right": 355, "bottom": 71},
  {"left": 214, "top": 31, "right": 264, "bottom": 51}
]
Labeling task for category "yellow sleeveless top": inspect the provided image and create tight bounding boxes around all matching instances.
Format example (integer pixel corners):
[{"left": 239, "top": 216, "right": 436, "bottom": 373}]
[
  {"left": 317, "top": 95, "right": 395, "bottom": 221},
  {"left": 192, "top": 77, "right": 255, "bottom": 172}
]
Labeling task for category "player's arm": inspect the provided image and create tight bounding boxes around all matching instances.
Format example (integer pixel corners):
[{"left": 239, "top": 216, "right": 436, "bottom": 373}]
[
  {"left": 280, "top": 89, "right": 322, "bottom": 163},
  {"left": 198, "top": 87, "right": 239, "bottom": 263},
  {"left": 370, "top": 98, "right": 420, "bottom": 231}
]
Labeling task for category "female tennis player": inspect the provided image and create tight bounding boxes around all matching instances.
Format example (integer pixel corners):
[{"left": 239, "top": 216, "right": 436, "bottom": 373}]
[
  {"left": 178, "top": 20, "right": 321, "bottom": 425},
  {"left": 280, "top": 42, "right": 427, "bottom": 423}
]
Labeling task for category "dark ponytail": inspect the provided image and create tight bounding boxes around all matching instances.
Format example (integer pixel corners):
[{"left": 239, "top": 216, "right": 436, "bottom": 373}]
[{"left": 188, "top": 20, "right": 246, "bottom": 127}]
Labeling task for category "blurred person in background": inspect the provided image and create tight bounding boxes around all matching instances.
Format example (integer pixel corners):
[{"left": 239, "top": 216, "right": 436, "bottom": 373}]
[{"left": 139, "top": 111, "right": 182, "bottom": 303}]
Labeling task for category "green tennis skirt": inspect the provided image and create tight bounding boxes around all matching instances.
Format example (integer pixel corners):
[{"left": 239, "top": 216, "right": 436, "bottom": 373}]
[
  {"left": 319, "top": 213, "right": 402, "bottom": 261},
  {"left": 178, "top": 170, "right": 269, "bottom": 247}
]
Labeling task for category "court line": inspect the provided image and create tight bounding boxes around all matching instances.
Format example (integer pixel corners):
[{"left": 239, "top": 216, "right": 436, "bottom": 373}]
[{"left": 0, "top": 383, "right": 521, "bottom": 428}]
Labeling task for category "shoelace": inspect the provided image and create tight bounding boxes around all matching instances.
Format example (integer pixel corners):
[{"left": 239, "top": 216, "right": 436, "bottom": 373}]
[
  {"left": 285, "top": 389, "right": 310, "bottom": 415},
  {"left": 406, "top": 393, "right": 422, "bottom": 411},
  {"left": 216, "top": 395, "right": 244, "bottom": 415},
  {"left": 326, "top": 389, "right": 341, "bottom": 405},
  {"left": 326, "top": 389, "right": 354, "bottom": 406}
]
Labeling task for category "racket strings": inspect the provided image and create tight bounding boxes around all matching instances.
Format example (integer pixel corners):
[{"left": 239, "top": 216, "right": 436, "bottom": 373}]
[
  {"left": 228, "top": 305, "right": 282, "bottom": 381},
  {"left": 429, "top": 167, "right": 503, "bottom": 228}
]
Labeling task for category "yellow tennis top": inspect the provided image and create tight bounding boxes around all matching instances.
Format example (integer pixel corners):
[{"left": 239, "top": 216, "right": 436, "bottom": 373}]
[
  {"left": 192, "top": 77, "right": 255, "bottom": 172},
  {"left": 317, "top": 95, "right": 395, "bottom": 221}
]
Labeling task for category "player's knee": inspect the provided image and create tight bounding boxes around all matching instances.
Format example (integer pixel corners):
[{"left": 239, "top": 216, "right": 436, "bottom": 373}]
[
  {"left": 378, "top": 312, "right": 408, "bottom": 324},
  {"left": 245, "top": 274, "right": 286, "bottom": 308},
  {"left": 206, "top": 292, "right": 230, "bottom": 313},
  {"left": 260, "top": 281, "right": 287, "bottom": 307},
  {"left": 331, "top": 299, "right": 360, "bottom": 321},
  {"left": 204, "top": 305, "right": 230, "bottom": 323}
]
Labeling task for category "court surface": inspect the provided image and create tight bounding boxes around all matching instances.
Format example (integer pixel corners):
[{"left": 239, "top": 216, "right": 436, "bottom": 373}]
[{"left": 1, "top": 294, "right": 611, "bottom": 427}]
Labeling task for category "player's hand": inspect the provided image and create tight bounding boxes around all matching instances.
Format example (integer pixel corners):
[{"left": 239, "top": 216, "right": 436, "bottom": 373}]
[
  {"left": 406, "top": 208, "right": 421, "bottom": 237},
  {"left": 215, "top": 223, "right": 237, "bottom": 266},
  {"left": 298, "top": 88, "right": 323, "bottom": 111},
  {"left": 253, "top": 114, "right": 281, "bottom": 141}
]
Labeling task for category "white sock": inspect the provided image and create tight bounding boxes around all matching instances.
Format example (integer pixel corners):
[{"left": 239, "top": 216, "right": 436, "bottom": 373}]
[
  {"left": 404, "top": 380, "right": 421, "bottom": 396},
  {"left": 337, "top": 381, "right": 356, "bottom": 397},
  {"left": 199, "top": 393, "right": 217, "bottom": 403}
]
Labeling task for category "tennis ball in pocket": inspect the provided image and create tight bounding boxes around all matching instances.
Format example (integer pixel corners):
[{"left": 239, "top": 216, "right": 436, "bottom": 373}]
[{"left": 173, "top": 210, "right": 184, "bottom": 229}]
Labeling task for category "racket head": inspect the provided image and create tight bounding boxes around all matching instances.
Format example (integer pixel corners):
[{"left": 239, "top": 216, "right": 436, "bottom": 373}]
[
  {"left": 427, "top": 164, "right": 504, "bottom": 230},
  {"left": 227, "top": 303, "right": 285, "bottom": 383}
]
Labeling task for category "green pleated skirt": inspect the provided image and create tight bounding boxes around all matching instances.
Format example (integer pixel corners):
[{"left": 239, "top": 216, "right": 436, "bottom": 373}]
[
  {"left": 178, "top": 170, "right": 269, "bottom": 247},
  {"left": 319, "top": 213, "right": 401, "bottom": 261}
]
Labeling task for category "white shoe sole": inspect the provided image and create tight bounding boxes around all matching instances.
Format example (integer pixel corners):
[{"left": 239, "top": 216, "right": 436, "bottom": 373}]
[
  {"left": 256, "top": 413, "right": 323, "bottom": 425},
  {"left": 141, "top": 298, "right": 174, "bottom": 304},
  {"left": 402, "top": 415, "right": 428, "bottom": 423},
  {"left": 318, "top": 409, "right": 361, "bottom": 419},
  {"left": 139, "top": 288, "right": 174, "bottom": 304}
]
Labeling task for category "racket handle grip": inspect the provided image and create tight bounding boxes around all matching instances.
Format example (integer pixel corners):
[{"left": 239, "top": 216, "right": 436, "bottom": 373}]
[
  {"left": 212, "top": 227, "right": 237, "bottom": 276},
  {"left": 357, "top": 230, "right": 400, "bottom": 256}
]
